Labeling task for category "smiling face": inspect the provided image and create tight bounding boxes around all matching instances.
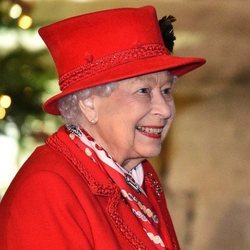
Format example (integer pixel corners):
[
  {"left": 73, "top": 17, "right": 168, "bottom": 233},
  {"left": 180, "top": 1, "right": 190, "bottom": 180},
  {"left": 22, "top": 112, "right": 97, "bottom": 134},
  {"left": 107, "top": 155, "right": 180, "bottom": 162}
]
[{"left": 80, "top": 71, "right": 176, "bottom": 170}]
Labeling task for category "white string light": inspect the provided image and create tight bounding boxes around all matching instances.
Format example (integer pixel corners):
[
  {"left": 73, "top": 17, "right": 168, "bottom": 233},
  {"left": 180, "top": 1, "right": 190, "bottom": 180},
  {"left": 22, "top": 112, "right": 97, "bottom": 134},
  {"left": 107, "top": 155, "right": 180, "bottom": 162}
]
[{"left": 9, "top": 4, "right": 22, "bottom": 19}]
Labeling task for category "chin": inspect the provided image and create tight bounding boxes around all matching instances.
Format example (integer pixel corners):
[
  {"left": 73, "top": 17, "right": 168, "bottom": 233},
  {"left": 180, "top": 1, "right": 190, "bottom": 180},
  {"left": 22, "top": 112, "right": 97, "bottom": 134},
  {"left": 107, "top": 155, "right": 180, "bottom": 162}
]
[{"left": 139, "top": 146, "right": 162, "bottom": 159}]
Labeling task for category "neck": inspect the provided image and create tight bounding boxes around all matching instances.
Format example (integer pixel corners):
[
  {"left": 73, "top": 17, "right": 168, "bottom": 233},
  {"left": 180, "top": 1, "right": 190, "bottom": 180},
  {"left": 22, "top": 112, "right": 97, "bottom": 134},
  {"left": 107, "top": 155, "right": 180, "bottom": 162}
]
[{"left": 121, "top": 158, "right": 145, "bottom": 171}]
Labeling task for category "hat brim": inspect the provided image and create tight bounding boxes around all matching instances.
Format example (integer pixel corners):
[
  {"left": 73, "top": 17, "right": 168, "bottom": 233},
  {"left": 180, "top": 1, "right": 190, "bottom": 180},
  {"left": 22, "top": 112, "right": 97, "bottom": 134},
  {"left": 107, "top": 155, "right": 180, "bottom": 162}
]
[{"left": 43, "top": 54, "right": 206, "bottom": 115}]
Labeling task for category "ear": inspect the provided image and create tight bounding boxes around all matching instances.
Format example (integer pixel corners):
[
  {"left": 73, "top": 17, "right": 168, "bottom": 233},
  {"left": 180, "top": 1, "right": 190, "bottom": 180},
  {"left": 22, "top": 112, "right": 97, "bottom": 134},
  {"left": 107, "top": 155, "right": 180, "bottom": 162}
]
[{"left": 79, "top": 97, "right": 98, "bottom": 124}]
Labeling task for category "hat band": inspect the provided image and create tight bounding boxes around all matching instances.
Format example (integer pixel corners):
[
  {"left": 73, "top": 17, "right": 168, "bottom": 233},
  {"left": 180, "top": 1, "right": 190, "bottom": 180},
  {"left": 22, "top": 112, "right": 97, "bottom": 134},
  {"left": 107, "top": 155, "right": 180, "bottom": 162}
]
[{"left": 59, "top": 43, "right": 169, "bottom": 90}]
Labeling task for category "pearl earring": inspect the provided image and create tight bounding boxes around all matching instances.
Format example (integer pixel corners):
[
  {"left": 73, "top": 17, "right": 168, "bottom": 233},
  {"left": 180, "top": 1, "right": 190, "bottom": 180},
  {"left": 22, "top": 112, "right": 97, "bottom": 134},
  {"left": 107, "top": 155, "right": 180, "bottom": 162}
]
[{"left": 90, "top": 118, "right": 97, "bottom": 124}]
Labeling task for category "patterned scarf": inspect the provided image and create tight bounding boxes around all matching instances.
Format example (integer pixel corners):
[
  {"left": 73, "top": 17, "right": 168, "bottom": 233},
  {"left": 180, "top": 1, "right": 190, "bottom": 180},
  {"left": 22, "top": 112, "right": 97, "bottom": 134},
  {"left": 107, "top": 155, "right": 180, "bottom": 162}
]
[{"left": 66, "top": 124, "right": 166, "bottom": 249}]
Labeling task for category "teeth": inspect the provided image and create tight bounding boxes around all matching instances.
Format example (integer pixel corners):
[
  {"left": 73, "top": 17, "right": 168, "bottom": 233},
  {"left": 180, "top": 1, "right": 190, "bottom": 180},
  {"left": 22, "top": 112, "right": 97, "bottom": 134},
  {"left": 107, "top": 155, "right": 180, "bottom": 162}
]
[{"left": 137, "top": 126, "right": 163, "bottom": 134}]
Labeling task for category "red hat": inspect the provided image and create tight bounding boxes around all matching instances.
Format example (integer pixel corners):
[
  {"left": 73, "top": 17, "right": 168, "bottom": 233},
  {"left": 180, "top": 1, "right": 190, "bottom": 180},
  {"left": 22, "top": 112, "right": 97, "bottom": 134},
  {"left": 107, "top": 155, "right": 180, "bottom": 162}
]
[{"left": 39, "top": 6, "right": 206, "bottom": 115}]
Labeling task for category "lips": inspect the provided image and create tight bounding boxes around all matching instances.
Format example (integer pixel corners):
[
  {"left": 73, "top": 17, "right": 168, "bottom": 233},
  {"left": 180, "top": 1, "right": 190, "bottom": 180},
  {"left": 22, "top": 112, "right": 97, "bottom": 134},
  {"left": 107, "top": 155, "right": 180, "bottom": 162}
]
[{"left": 136, "top": 126, "right": 164, "bottom": 139}]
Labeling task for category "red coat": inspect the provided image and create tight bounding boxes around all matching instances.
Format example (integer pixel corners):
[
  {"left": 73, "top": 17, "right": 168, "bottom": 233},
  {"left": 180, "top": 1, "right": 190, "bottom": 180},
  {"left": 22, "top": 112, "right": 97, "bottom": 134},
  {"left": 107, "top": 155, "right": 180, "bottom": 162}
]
[{"left": 0, "top": 127, "right": 179, "bottom": 249}]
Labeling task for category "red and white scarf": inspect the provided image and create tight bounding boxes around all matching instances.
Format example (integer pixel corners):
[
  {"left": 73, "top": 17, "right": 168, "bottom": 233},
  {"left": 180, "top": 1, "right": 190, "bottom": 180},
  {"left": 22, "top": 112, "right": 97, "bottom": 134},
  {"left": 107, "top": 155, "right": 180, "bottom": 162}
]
[{"left": 66, "top": 124, "right": 166, "bottom": 249}]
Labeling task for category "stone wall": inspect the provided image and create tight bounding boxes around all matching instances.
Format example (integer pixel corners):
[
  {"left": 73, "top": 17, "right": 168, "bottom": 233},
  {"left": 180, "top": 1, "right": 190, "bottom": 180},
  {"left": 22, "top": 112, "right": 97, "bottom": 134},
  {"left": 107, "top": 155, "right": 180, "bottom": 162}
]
[{"left": 165, "top": 82, "right": 250, "bottom": 249}]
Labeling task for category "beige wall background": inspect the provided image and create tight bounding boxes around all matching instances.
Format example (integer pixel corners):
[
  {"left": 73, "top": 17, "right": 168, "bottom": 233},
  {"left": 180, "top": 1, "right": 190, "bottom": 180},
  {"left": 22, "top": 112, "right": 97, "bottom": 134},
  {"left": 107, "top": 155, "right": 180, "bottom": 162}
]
[{"left": 2, "top": 1, "right": 250, "bottom": 249}]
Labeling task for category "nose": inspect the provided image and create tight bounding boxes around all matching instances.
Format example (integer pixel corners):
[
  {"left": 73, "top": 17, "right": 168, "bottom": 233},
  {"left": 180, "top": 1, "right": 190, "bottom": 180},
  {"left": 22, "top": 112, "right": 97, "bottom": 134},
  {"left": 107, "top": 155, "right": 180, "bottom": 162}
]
[{"left": 151, "top": 92, "right": 175, "bottom": 119}]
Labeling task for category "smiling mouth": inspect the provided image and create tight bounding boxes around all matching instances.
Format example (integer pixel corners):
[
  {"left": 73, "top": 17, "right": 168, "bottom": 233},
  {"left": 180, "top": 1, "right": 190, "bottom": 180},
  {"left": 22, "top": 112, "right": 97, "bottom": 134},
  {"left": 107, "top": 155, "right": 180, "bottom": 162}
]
[{"left": 136, "top": 126, "right": 164, "bottom": 139}]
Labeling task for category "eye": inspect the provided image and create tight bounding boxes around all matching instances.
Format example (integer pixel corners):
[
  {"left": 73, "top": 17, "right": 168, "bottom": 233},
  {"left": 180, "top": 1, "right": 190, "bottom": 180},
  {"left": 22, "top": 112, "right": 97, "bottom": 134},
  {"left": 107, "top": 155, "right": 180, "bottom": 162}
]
[
  {"left": 137, "top": 88, "right": 151, "bottom": 95},
  {"left": 161, "top": 87, "right": 172, "bottom": 96}
]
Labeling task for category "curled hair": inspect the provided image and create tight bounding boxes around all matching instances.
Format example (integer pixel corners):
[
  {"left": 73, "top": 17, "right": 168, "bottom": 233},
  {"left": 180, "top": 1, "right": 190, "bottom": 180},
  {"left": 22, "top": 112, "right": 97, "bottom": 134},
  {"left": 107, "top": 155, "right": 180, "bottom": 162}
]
[{"left": 58, "top": 82, "right": 117, "bottom": 125}]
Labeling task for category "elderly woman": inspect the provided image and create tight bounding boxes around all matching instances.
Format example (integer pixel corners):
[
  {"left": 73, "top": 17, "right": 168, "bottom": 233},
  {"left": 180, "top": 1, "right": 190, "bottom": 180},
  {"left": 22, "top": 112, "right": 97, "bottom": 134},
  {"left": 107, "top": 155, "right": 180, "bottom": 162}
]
[{"left": 0, "top": 6, "right": 205, "bottom": 250}]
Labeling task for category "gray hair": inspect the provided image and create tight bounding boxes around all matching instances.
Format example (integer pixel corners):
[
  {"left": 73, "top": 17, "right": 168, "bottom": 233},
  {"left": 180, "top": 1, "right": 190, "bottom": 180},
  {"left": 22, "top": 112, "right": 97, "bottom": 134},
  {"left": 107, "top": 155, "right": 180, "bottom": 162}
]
[{"left": 58, "top": 82, "right": 117, "bottom": 125}]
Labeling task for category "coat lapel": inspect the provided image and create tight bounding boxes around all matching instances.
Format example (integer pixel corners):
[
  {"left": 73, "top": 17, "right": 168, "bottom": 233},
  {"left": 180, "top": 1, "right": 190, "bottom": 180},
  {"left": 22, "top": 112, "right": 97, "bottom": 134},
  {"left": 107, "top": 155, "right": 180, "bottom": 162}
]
[{"left": 143, "top": 162, "right": 180, "bottom": 250}]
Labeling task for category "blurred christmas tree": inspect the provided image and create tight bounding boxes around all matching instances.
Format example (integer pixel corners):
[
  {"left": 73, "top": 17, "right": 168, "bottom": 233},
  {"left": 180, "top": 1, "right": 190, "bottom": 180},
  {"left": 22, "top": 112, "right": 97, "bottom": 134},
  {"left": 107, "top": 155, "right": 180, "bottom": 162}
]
[{"left": 0, "top": 0, "right": 60, "bottom": 146}]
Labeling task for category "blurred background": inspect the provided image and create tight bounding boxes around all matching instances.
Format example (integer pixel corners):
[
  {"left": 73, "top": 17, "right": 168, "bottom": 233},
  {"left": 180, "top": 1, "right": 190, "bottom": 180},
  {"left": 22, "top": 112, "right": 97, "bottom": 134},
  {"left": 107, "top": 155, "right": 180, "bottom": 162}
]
[{"left": 0, "top": 0, "right": 249, "bottom": 249}]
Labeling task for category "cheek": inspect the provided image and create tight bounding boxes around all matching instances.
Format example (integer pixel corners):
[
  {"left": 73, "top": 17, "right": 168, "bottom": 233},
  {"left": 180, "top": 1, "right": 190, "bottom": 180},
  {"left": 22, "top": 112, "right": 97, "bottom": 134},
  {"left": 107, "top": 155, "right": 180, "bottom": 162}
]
[
  {"left": 161, "top": 102, "right": 176, "bottom": 139},
  {"left": 168, "top": 101, "right": 176, "bottom": 120},
  {"left": 171, "top": 103, "right": 176, "bottom": 119},
  {"left": 168, "top": 99, "right": 176, "bottom": 119}
]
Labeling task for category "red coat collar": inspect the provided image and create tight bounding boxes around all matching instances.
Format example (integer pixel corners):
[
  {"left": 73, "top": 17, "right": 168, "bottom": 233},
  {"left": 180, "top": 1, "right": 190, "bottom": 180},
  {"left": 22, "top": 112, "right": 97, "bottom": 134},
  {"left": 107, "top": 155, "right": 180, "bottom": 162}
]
[{"left": 47, "top": 126, "right": 162, "bottom": 197}]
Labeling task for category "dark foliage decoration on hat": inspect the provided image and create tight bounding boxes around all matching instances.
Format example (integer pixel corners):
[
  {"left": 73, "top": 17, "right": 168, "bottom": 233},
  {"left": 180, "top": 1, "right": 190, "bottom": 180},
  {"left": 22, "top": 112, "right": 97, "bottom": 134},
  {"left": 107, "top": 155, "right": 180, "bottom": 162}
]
[{"left": 159, "top": 15, "right": 176, "bottom": 53}]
